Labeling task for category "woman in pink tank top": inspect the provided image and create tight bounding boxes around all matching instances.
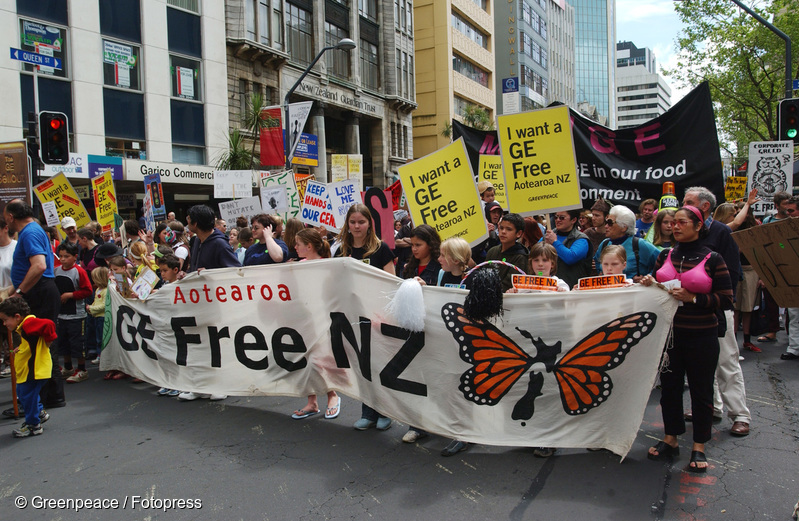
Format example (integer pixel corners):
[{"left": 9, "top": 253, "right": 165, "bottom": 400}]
[{"left": 641, "top": 206, "right": 733, "bottom": 474}]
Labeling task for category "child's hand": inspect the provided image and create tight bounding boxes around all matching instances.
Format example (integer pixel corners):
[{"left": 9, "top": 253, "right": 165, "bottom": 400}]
[
  {"left": 506, "top": 287, "right": 518, "bottom": 293},
  {"left": 413, "top": 276, "right": 427, "bottom": 286},
  {"left": 60, "top": 292, "right": 72, "bottom": 303}
]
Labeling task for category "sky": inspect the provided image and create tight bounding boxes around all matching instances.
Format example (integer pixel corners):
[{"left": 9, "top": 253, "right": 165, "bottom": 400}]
[{"left": 615, "top": 0, "right": 691, "bottom": 102}]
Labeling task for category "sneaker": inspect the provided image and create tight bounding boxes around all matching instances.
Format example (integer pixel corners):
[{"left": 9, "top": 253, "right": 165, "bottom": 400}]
[
  {"left": 441, "top": 440, "right": 470, "bottom": 457},
  {"left": 167, "top": 389, "right": 181, "bottom": 397},
  {"left": 13, "top": 423, "right": 43, "bottom": 438},
  {"left": 91, "top": 358, "right": 100, "bottom": 365},
  {"left": 743, "top": 342, "right": 762, "bottom": 353},
  {"left": 209, "top": 394, "right": 227, "bottom": 401},
  {"left": 61, "top": 366, "right": 75, "bottom": 377},
  {"left": 533, "top": 447, "right": 556, "bottom": 458},
  {"left": 376, "top": 417, "right": 392, "bottom": 431},
  {"left": 157, "top": 387, "right": 172, "bottom": 396},
  {"left": 353, "top": 418, "right": 376, "bottom": 430},
  {"left": 402, "top": 429, "right": 427, "bottom": 443},
  {"left": 39, "top": 410, "right": 50, "bottom": 423},
  {"left": 177, "top": 392, "right": 210, "bottom": 401},
  {"left": 0, "top": 365, "right": 11, "bottom": 378},
  {"left": 66, "top": 370, "right": 89, "bottom": 383}
]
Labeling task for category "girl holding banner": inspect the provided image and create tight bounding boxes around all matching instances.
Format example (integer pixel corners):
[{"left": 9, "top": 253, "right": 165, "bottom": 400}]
[{"left": 335, "top": 204, "right": 395, "bottom": 431}]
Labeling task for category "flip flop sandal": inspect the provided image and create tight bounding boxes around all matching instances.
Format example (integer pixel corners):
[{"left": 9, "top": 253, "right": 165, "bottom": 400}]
[
  {"left": 647, "top": 441, "right": 679, "bottom": 461},
  {"left": 687, "top": 450, "right": 708, "bottom": 473},
  {"left": 103, "top": 371, "right": 117, "bottom": 380},
  {"left": 325, "top": 399, "right": 341, "bottom": 419},
  {"left": 757, "top": 336, "right": 777, "bottom": 343},
  {"left": 291, "top": 408, "right": 319, "bottom": 420},
  {"left": 112, "top": 372, "right": 130, "bottom": 380}
]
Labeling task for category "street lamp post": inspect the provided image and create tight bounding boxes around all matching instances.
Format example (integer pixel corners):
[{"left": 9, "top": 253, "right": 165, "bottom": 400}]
[{"left": 283, "top": 38, "right": 356, "bottom": 170}]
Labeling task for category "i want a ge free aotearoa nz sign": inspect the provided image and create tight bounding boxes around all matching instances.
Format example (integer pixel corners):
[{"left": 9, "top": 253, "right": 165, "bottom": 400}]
[{"left": 497, "top": 105, "right": 582, "bottom": 216}]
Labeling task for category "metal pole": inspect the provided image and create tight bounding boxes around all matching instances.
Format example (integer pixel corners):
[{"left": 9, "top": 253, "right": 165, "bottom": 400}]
[
  {"left": 283, "top": 46, "right": 337, "bottom": 170},
  {"left": 728, "top": 0, "right": 792, "bottom": 100}
]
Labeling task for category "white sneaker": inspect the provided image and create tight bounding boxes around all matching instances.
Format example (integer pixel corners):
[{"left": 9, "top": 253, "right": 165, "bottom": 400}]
[
  {"left": 177, "top": 392, "right": 210, "bottom": 401},
  {"left": 209, "top": 394, "right": 227, "bottom": 401}
]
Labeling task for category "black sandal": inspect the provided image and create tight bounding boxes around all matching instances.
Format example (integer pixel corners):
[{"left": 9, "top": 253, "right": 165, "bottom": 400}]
[
  {"left": 647, "top": 441, "right": 679, "bottom": 461},
  {"left": 687, "top": 450, "right": 708, "bottom": 473}
]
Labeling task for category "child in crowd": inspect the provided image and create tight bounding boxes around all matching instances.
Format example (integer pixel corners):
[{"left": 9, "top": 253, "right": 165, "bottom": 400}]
[
  {"left": 236, "top": 227, "right": 253, "bottom": 265},
  {"left": 54, "top": 242, "right": 93, "bottom": 383},
  {"left": 129, "top": 241, "right": 157, "bottom": 279},
  {"left": 485, "top": 213, "right": 529, "bottom": 292},
  {"left": 155, "top": 254, "right": 182, "bottom": 397},
  {"left": 598, "top": 245, "right": 634, "bottom": 285},
  {"left": 0, "top": 298, "right": 56, "bottom": 437},
  {"left": 86, "top": 267, "right": 109, "bottom": 365},
  {"left": 104, "top": 255, "right": 132, "bottom": 380},
  {"left": 507, "top": 243, "right": 570, "bottom": 293}
]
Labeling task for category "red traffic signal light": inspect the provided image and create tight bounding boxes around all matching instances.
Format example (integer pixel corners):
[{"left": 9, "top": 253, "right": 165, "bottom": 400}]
[
  {"left": 778, "top": 98, "right": 799, "bottom": 144},
  {"left": 38, "top": 111, "right": 70, "bottom": 165}
]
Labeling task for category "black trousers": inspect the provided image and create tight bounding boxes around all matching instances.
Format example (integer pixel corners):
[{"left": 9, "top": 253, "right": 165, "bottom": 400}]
[
  {"left": 659, "top": 328, "right": 719, "bottom": 444},
  {"left": 23, "top": 277, "right": 66, "bottom": 407}
]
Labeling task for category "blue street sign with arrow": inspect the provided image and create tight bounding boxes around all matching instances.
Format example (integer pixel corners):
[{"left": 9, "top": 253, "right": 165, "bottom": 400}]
[{"left": 9, "top": 47, "right": 62, "bottom": 69}]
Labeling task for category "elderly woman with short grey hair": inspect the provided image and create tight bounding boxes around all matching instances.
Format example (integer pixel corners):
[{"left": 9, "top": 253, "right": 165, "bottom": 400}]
[{"left": 593, "top": 205, "right": 661, "bottom": 282}]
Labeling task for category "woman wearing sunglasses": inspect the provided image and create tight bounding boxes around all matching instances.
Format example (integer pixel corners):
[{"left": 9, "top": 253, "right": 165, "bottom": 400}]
[
  {"left": 593, "top": 205, "right": 660, "bottom": 282},
  {"left": 640, "top": 205, "right": 734, "bottom": 473}
]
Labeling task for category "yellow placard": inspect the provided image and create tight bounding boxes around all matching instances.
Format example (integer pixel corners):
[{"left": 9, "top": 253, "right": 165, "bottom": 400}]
[
  {"left": 33, "top": 172, "right": 91, "bottom": 237},
  {"left": 724, "top": 176, "right": 747, "bottom": 202},
  {"left": 92, "top": 171, "right": 118, "bottom": 233},
  {"left": 512, "top": 274, "right": 558, "bottom": 291},
  {"left": 577, "top": 274, "right": 627, "bottom": 290},
  {"left": 478, "top": 154, "right": 508, "bottom": 209},
  {"left": 498, "top": 105, "right": 581, "bottom": 215},
  {"left": 331, "top": 154, "right": 348, "bottom": 182},
  {"left": 398, "top": 138, "right": 488, "bottom": 246}
]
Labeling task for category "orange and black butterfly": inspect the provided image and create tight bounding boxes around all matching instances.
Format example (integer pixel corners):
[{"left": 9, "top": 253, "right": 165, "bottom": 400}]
[{"left": 441, "top": 303, "right": 657, "bottom": 422}]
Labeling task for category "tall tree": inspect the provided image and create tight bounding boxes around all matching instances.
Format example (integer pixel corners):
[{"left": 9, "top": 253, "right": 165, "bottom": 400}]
[{"left": 667, "top": 0, "right": 798, "bottom": 160}]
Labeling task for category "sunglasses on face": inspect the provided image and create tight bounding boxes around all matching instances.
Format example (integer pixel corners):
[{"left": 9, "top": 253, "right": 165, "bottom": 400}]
[
  {"left": 605, "top": 219, "right": 616, "bottom": 226},
  {"left": 554, "top": 215, "right": 569, "bottom": 221}
]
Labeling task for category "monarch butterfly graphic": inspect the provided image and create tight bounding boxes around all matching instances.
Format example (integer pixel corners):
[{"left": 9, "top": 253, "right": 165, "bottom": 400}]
[{"left": 441, "top": 303, "right": 657, "bottom": 422}]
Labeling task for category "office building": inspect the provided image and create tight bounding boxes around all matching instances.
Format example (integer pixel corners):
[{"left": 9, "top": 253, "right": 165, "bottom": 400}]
[
  {"left": 569, "top": 0, "right": 615, "bottom": 126},
  {"left": 615, "top": 41, "right": 671, "bottom": 129}
]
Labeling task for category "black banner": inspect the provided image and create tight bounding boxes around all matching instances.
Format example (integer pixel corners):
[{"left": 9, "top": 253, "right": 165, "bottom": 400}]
[{"left": 453, "top": 82, "right": 724, "bottom": 209}]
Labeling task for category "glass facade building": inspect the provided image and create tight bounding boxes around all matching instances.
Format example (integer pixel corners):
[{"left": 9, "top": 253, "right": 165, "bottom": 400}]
[{"left": 569, "top": 0, "right": 615, "bottom": 126}]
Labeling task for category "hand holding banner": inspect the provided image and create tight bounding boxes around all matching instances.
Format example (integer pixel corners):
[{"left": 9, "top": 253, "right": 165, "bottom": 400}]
[{"left": 398, "top": 139, "right": 487, "bottom": 246}]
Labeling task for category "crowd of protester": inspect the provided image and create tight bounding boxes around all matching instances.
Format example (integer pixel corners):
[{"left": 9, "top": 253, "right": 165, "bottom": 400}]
[{"left": 1, "top": 183, "right": 797, "bottom": 470}]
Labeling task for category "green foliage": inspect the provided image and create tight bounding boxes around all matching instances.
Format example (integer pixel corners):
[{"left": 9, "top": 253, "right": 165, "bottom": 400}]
[
  {"left": 216, "top": 92, "right": 278, "bottom": 170},
  {"left": 462, "top": 104, "right": 494, "bottom": 130},
  {"left": 666, "top": 0, "right": 798, "bottom": 159},
  {"left": 215, "top": 129, "right": 253, "bottom": 170}
]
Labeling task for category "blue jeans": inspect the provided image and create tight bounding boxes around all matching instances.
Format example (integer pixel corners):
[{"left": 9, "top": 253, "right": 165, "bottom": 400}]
[{"left": 18, "top": 380, "right": 46, "bottom": 426}]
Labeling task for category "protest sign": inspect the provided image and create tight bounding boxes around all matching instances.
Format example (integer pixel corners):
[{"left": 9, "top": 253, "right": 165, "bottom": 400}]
[
  {"left": 294, "top": 173, "right": 314, "bottom": 202},
  {"left": 348, "top": 155, "right": 363, "bottom": 191},
  {"left": 143, "top": 172, "right": 166, "bottom": 220},
  {"left": 724, "top": 176, "right": 747, "bottom": 202},
  {"left": 0, "top": 141, "right": 31, "bottom": 209},
  {"left": 92, "top": 171, "right": 119, "bottom": 233},
  {"left": 260, "top": 186, "right": 288, "bottom": 214},
  {"left": 578, "top": 275, "right": 627, "bottom": 291},
  {"left": 732, "top": 218, "right": 799, "bottom": 307},
  {"left": 260, "top": 171, "right": 301, "bottom": 222},
  {"left": 745, "top": 141, "right": 793, "bottom": 217},
  {"left": 479, "top": 154, "right": 508, "bottom": 209},
  {"left": 41, "top": 201, "right": 59, "bottom": 227},
  {"left": 331, "top": 154, "right": 348, "bottom": 183},
  {"left": 398, "top": 139, "right": 487, "bottom": 246},
  {"left": 219, "top": 195, "right": 262, "bottom": 224},
  {"left": 497, "top": 105, "right": 580, "bottom": 215},
  {"left": 299, "top": 181, "right": 337, "bottom": 232},
  {"left": 387, "top": 179, "right": 403, "bottom": 211},
  {"left": 102, "top": 258, "right": 678, "bottom": 457},
  {"left": 214, "top": 170, "right": 253, "bottom": 199},
  {"left": 33, "top": 172, "right": 91, "bottom": 237},
  {"left": 130, "top": 266, "right": 159, "bottom": 300},
  {"left": 142, "top": 190, "right": 155, "bottom": 233},
  {"left": 512, "top": 274, "right": 558, "bottom": 291},
  {"left": 329, "top": 179, "right": 363, "bottom": 229},
  {"left": 363, "top": 188, "right": 395, "bottom": 249}
]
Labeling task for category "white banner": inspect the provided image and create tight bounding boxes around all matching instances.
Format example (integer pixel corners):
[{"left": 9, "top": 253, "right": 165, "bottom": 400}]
[{"left": 102, "top": 259, "right": 678, "bottom": 457}]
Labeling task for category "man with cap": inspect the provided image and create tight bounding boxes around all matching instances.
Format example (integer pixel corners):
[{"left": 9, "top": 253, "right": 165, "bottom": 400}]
[
  {"left": 477, "top": 181, "right": 495, "bottom": 210},
  {"left": 61, "top": 216, "right": 79, "bottom": 248},
  {"left": 3, "top": 199, "right": 66, "bottom": 413}
]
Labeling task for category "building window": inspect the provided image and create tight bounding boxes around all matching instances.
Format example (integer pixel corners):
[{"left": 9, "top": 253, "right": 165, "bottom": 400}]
[
  {"left": 390, "top": 122, "right": 397, "bottom": 156},
  {"left": 470, "top": 0, "right": 487, "bottom": 10},
  {"left": 103, "top": 40, "right": 141, "bottom": 90},
  {"left": 360, "top": 40, "right": 379, "bottom": 90},
  {"left": 172, "top": 145, "right": 205, "bottom": 164},
  {"left": 359, "top": 0, "right": 377, "bottom": 22},
  {"left": 408, "top": 55, "right": 414, "bottom": 99},
  {"left": 106, "top": 138, "right": 146, "bottom": 159},
  {"left": 451, "top": 13, "right": 488, "bottom": 49},
  {"left": 18, "top": 19, "right": 69, "bottom": 79},
  {"left": 287, "top": 3, "right": 313, "bottom": 65},
  {"left": 402, "top": 125, "right": 408, "bottom": 158},
  {"left": 170, "top": 55, "right": 201, "bottom": 101},
  {"left": 452, "top": 55, "right": 489, "bottom": 88},
  {"left": 325, "top": 22, "right": 350, "bottom": 79},
  {"left": 167, "top": 0, "right": 199, "bottom": 13},
  {"left": 246, "top": 0, "right": 283, "bottom": 48}
]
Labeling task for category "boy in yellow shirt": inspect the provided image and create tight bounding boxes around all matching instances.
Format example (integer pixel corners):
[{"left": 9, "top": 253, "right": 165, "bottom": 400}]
[{"left": 0, "top": 298, "right": 56, "bottom": 438}]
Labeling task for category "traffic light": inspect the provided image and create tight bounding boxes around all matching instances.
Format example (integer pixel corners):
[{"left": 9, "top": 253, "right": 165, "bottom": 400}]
[
  {"left": 38, "top": 111, "right": 69, "bottom": 164},
  {"left": 778, "top": 98, "right": 799, "bottom": 144}
]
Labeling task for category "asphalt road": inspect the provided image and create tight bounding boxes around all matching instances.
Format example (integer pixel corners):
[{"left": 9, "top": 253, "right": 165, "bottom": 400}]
[{"left": 0, "top": 331, "right": 797, "bottom": 521}]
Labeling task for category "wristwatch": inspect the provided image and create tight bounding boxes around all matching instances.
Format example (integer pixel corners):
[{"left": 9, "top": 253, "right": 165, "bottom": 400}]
[
  {"left": 15, "top": 288, "right": 24, "bottom": 296},
  {"left": 691, "top": 295, "right": 697, "bottom": 304}
]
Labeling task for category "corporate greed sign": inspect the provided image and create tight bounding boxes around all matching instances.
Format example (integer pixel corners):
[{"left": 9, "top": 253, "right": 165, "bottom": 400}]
[{"left": 102, "top": 258, "right": 678, "bottom": 457}]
